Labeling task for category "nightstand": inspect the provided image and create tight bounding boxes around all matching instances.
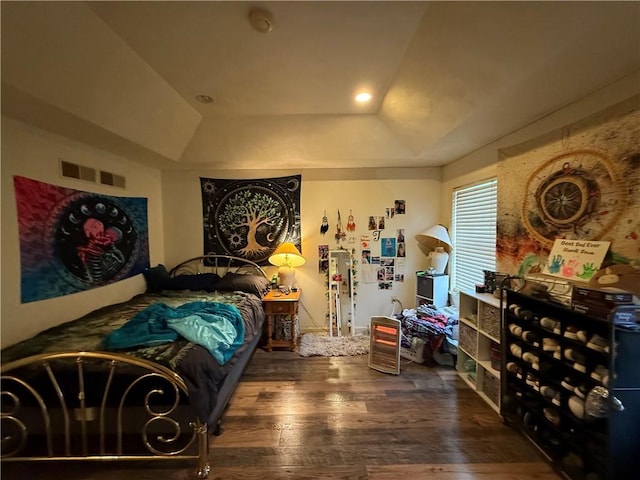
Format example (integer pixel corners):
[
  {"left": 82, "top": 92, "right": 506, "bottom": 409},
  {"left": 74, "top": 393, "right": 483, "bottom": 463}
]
[{"left": 263, "top": 290, "right": 301, "bottom": 351}]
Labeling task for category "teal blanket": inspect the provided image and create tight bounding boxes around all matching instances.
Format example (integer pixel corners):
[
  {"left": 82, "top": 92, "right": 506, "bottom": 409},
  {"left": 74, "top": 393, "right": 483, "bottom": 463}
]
[{"left": 102, "top": 301, "right": 245, "bottom": 365}]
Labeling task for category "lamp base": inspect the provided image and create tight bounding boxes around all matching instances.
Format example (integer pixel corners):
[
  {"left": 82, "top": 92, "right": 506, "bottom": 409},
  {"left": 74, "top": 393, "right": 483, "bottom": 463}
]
[
  {"left": 428, "top": 247, "right": 449, "bottom": 274},
  {"left": 278, "top": 266, "right": 296, "bottom": 288}
]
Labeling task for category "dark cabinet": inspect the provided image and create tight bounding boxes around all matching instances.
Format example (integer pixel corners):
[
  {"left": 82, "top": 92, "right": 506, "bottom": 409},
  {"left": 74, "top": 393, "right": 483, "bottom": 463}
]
[{"left": 501, "top": 287, "right": 639, "bottom": 480}]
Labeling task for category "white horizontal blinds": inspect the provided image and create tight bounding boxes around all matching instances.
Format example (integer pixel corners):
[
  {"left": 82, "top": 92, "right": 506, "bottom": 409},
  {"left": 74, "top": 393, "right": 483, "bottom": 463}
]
[{"left": 451, "top": 178, "right": 497, "bottom": 294}]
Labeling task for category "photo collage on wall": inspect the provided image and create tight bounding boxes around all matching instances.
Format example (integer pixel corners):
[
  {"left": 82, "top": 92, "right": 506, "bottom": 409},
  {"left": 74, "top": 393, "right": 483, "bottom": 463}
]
[{"left": 318, "top": 200, "right": 407, "bottom": 290}]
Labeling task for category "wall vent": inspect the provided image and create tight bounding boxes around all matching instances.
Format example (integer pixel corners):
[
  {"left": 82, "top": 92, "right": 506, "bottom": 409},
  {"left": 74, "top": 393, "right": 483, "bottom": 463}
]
[
  {"left": 59, "top": 160, "right": 125, "bottom": 189},
  {"left": 60, "top": 160, "right": 96, "bottom": 183},
  {"left": 100, "top": 171, "right": 126, "bottom": 188}
]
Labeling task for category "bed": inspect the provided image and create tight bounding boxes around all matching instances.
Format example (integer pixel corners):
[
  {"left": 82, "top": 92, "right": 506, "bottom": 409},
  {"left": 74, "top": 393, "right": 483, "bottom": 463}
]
[{"left": 0, "top": 255, "right": 269, "bottom": 478}]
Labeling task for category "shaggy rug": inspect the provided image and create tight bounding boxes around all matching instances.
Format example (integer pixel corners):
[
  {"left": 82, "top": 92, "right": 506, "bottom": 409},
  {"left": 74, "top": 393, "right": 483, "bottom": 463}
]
[{"left": 298, "top": 334, "right": 370, "bottom": 357}]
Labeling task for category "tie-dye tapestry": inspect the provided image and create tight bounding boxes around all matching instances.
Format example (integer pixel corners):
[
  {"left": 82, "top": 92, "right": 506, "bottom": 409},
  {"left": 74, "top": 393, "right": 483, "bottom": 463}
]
[
  {"left": 200, "top": 175, "right": 302, "bottom": 265},
  {"left": 14, "top": 176, "right": 150, "bottom": 303},
  {"left": 496, "top": 97, "right": 639, "bottom": 277}
]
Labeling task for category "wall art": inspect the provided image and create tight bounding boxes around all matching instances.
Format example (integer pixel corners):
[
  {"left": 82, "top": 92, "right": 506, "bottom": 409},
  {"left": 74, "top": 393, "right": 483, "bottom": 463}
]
[
  {"left": 14, "top": 176, "right": 149, "bottom": 303},
  {"left": 200, "top": 175, "right": 301, "bottom": 264},
  {"left": 497, "top": 96, "right": 639, "bottom": 276}
]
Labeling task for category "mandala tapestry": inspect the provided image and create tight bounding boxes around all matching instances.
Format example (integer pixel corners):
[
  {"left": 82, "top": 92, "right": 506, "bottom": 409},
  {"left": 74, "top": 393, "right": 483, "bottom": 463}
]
[
  {"left": 200, "top": 175, "right": 302, "bottom": 265},
  {"left": 496, "top": 96, "right": 640, "bottom": 277},
  {"left": 14, "top": 176, "right": 150, "bottom": 303}
]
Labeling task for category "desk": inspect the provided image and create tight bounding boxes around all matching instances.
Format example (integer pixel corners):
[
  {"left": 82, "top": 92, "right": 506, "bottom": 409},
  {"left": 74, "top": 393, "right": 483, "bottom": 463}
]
[{"left": 263, "top": 290, "right": 300, "bottom": 351}]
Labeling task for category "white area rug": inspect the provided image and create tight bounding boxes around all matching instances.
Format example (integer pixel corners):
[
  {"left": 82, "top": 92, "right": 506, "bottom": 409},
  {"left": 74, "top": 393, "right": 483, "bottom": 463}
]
[{"left": 298, "top": 334, "right": 370, "bottom": 357}]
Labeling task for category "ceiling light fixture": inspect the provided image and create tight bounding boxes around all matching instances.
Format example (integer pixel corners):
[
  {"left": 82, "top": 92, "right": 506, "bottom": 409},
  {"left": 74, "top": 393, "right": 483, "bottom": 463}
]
[
  {"left": 355, "top": 92, "right": 372, "bottom": 103},
  {"left": 195, "top": 94, "right": 214, "bottom": 104}
]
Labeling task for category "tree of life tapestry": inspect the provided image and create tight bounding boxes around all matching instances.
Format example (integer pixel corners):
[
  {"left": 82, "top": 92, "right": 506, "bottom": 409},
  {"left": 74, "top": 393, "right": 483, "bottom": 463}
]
[
  {"left": 200, "top": 175, "right": 302, "bottom": 265},
  {"left": 14, "top": 176, "right": 150, "bottom": 303}
]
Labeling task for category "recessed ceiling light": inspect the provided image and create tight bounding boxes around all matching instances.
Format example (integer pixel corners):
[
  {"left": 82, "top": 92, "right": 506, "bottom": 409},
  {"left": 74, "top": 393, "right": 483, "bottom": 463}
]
[
  {"left": 196, "top": 94, "right": 214, "bottom": 104},
  {"left": 355, "top": 92, "right": 372, "bottom": 103}
]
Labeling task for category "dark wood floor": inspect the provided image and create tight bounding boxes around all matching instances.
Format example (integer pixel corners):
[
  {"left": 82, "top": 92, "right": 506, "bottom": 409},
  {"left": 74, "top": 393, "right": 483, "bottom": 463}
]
[{"left": 2, "top": 349, "right": 560, "bottom": 479}]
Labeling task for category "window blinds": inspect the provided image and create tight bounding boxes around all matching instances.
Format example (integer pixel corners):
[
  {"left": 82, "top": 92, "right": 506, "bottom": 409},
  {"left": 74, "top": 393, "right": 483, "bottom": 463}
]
[{"left": 451, "top": 178, "right": 497, "bottom": 294}]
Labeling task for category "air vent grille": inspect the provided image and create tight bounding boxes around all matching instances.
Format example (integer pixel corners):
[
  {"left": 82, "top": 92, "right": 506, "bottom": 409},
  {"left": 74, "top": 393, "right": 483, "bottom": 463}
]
[
  {"left": 60, "top": 160, "right": 125, "bottom": 188},
  {"left": 100, "top": 171, "right": 126, "bottom": 188},
  {"left": 61, "top": 160, "right": 96, "bottom": 182}
]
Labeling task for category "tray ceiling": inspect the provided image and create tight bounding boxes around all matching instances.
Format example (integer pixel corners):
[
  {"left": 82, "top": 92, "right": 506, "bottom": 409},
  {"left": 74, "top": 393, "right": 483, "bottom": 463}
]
[{"left": 2, "top": 1, "right": 639, "bottom": 170}]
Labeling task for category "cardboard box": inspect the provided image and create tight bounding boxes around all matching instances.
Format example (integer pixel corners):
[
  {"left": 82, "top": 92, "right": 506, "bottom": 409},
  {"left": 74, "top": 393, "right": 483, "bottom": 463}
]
[
  {"left": 571, "top": 301, "right": 616, "bottom": 320},
  {"left": 572, "top": 286, "right": 633, "bottom": 304}
]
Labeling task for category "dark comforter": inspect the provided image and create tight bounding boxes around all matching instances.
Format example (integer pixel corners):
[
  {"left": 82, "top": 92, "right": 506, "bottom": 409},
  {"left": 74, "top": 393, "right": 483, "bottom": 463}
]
[{"left": 1, "top": 289, "right": 265, "bottom": 425}]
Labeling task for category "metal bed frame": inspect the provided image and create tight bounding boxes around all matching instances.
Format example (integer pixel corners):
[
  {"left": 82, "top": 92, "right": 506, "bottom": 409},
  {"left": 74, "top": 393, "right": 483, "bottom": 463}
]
[{"left": 1, "top": 255, "right": 269, "bottom": 478}]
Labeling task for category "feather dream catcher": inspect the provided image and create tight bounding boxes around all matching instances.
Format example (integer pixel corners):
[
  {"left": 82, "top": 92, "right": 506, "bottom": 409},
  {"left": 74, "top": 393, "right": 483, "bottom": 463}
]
[{"left": 320, "top": 210, "right": 329, "bottom": 235}]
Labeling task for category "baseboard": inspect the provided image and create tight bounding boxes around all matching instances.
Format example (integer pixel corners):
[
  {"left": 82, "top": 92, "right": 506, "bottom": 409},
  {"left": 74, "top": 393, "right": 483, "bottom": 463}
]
[
  {"left": 354, "top": 326, "right": 370, "bottom": 336},
  {"left": 300, "top": 328, "right": 329, "bottom": 334},
  {"left": 300, "top": 327, "right": 370, "bottom": 336}
]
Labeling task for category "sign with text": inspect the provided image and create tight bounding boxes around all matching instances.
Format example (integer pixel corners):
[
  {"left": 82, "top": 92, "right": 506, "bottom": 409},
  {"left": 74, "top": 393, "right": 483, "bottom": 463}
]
[{"left": 543, "top": 239, "right": 611, "bottom": 282}]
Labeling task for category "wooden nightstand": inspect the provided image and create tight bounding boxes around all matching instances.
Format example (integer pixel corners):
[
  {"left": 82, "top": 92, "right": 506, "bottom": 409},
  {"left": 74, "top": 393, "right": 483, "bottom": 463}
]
[{"left": 263, "top": 290, "right": 301, "bottom": 351}]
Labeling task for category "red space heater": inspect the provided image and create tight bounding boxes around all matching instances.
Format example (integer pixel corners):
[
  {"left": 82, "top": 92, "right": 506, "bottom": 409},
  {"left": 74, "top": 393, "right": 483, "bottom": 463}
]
[{"left": 369, "top": 316, "right": 402, "bottom": 375}]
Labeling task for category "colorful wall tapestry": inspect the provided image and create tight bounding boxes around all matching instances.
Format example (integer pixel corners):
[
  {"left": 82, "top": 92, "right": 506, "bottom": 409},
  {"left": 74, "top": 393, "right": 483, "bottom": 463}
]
[
  {"left": 496, "top": 96, "right": 640, "bottom": 277},
  {"left": 201, "top": 175, "right": 302, "bottom": 265},
  {"left": 14, "top": 176, "right": 150, "bottom": 303}
]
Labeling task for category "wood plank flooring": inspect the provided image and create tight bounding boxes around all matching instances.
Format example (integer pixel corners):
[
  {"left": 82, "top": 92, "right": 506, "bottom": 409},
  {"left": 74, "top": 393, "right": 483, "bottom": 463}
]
[{"left": 2, "top": 349, "right": 560, "bottom": 480}]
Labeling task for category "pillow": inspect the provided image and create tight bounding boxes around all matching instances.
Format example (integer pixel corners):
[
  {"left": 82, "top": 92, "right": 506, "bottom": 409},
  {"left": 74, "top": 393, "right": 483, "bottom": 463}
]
[
  {"left": 143, "top": 264, "right": 171, "bottom": 291},
  {"left": 165, "top": 273, "right": 221, "bottom": 292},
  {"left": 216, "top": 272, "right": 270, "bottom": 297}
]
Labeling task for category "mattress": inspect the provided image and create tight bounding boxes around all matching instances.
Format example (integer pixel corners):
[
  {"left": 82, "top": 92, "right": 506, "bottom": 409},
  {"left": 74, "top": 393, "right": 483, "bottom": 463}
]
[{"left": 1, "top": 289, "right": 266, "bottom": 425}]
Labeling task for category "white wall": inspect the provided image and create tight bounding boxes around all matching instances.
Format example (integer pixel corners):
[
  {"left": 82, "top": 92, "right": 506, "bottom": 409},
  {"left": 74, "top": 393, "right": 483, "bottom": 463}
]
[
  {"left": 161, "top": 168, "right": 442, "bottom": 334},
  {"left": 1, "top": 117, "right": 165, "bottom": 347}
]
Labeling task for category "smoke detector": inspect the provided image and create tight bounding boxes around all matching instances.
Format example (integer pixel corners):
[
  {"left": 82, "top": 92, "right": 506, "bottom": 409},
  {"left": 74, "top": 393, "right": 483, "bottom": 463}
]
[{"left": 249, "top": 8, "right": 274, "bottom": 33}]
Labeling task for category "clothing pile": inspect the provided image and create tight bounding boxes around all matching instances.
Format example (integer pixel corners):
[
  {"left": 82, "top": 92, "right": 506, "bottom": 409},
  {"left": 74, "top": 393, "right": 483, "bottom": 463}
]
[{"left": 396, "top": 304, "right": 459, "bottom": 364}]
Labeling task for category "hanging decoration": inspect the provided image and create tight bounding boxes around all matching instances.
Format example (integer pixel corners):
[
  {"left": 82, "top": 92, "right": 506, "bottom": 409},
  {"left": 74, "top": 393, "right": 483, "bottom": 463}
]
[
  {"left": 335, "top": 210, "right": 347, "bottom": 242},
  {"left": 346, "top": 209, "right": 356, "bottom": 231},
  {"left": 14, "top": 176, "right": 149, "bottom": 303},
  {"left": 496, "top": 98, "right": 638, "bottom": 275},
  {"left": 200, "top": 175, "right": 302, "bottom": 265},
  {"left": 320, "top": 210, "right": 329, "bottom": 235}
]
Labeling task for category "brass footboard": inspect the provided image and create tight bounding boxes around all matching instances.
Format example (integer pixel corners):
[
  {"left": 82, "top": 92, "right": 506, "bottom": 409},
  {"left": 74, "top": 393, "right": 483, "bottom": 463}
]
[{"left": 1, "top": 351, "right": 210, "bottom": 478}]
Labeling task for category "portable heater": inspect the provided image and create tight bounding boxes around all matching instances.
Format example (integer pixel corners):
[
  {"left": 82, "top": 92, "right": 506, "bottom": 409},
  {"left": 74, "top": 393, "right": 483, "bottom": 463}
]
[{"left": 369, "top": 316, "right": 402, "bottom": 375}]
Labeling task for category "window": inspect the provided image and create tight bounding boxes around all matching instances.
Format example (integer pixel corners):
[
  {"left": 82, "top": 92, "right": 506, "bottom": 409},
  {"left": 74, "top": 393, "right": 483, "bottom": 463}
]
[{"left": 451, "top": 178, "right": 497, "bottom": 294}]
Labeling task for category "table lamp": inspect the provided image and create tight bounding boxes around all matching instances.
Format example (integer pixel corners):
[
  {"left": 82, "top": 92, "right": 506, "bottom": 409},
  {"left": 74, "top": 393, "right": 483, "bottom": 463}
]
[
  {"left": 415, "top": 224, "right": 453, "bottom": 274},
  {"left": 268, "top": 242, "right": 305, "bottom": 287}
]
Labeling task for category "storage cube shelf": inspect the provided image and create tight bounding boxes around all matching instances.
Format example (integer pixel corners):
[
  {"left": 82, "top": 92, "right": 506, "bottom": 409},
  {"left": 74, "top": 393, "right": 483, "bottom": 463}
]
[{"left": 456, "top": 291, "right": 503, "bottom": 413}]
